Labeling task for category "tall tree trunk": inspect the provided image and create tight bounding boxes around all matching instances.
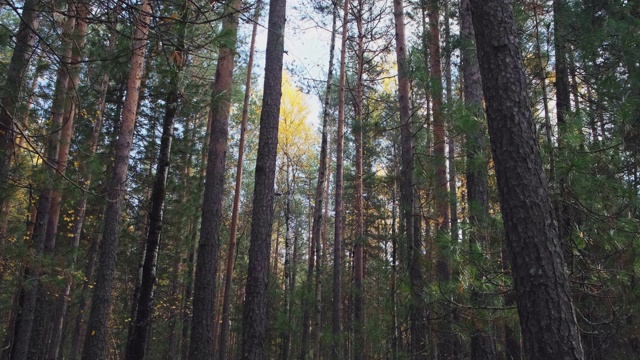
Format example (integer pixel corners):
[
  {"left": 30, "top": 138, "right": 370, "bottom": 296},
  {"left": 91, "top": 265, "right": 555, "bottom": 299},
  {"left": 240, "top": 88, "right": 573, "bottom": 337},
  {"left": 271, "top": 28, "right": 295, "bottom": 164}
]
[
  {"left": 460, "top": 0, "right": 497, "bottom": 358},
  {"left": 469, "top": 1, "right": 584, "bottom": 358},
  {"left": 81, "top": 1, "right": 151, "bottom": 357},
  {"left": 427, "top": 2, "right": 457, "bottom": 356},
  {"left": 553, "top": 0, "right": 574, "bottom": 266},
  {"left": 68, "top": 13, "right": 119, "bottom": 356},
  {"left": 125, "top": 3, "right": 187, "bottom": 359},
  {"left": 390, "top": 145, "right": 399, "bottom": 360},
  {"left": 282, "top": 160, "right": 295, "bottom": 360},
  {"left": 45, "top": 2, "right": 92, "bottom": 357},
  {"left": 554, "top": 0, "right": 571, "bottom": 132},
  {"left": 315, "top": 76, "right": 335, "bottom": 360},
  {"left": 532, "top": 1, "right": 555, "bottom": 180},
  {"left": 0, "top": 0, "right": 42, "bottom": 228},
  {"left": 299, "top": 5, "right": 336, "bottom": 357},
  {"left": 240, "top": 0, "right": 286, "bottom": 357},
  {"left": 333, "top": 0, "right": 350, "bottom": 357},
  {"left": 218, "top": 3, "right": 261, "bottom": 360},
  {"left": 393, "top": 0, "right": 426, "bottom": 356},
  {"left": 13, "top": 5, "right": 77, "bottom": 358},
  {"left": 189, "top": 0, "right": 241, "bottom": 357},
  {"left": 180, "top": 224, "right": 199, "bottom": 360},
  {"left": 353, "top": 0, "right": 365, "bottom": 357},
  {"left": 444, "top": 0, "right": 458, "bottom": 244},
  {"left": 69, "top": 231, "right": 100, "bottom": 360}
]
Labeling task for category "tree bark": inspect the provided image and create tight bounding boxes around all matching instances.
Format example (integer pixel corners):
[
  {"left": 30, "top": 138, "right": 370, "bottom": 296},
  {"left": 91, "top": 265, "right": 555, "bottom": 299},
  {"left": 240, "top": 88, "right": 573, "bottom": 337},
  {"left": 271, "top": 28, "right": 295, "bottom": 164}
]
[
  {"left": 0, "top": 0, "right": 42, "bottom": 220},
  {"left": 240, "top": 0, "right": 286, "bottom": 357},
  {"left": 282, "top": 159, "right": 295, "bottom": 360},
  {"left": 189, "top": 0, "right": 241, "bottom": 358},
  {"left": 125, "top": 3, "right": 187, "bottom": 359},
  {"left": 393, "top": 0, "right": 426, "bottom": 356},
  {"left": 299, "top": 5, "right": 336, "bottom": 357},
  {"left": 460, "top": 0, "right": 498, "bottom": 358},
  {"left": 13, "top": 4, "right": 77, "bottom": 358},
  {"left": 333, "top": 0, "right": 350, "bottom": 357},
  {"left": 469, "top": 1, "right": 584, "bottom": 358},
  {"left": 553, "top": 0, "right": 574, "bottom": 267},
  {"left": 444, "top": 0, "right": 458, "bottom": 244},
  {"left": 218, "top": 3, "right": 261, "bottom": 360},
  {"left": 67, "top": 11, "right": 119, "bottom": 356},
  {"left": 45, "top": 2, "right": 92, "bottom": 357},
  {"left": 81, "top": 1, "right": 151, "bottom": 358},
  {"left": 353, "top": 0, "right": 365, "bottom": 358}
]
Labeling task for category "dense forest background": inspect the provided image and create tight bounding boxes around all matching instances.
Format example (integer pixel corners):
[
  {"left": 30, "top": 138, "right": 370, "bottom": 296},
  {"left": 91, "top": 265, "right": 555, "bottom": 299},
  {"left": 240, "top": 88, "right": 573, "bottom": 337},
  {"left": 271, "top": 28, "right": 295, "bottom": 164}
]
[{"left": 0, "top": 0, "right": 639, "bottom": 359}]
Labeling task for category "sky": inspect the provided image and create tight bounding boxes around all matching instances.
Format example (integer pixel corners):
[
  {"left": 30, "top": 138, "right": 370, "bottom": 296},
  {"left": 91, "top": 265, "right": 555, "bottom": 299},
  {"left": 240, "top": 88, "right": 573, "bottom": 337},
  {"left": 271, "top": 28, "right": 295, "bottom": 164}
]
[{"left": 245, "top": 0, "right": 334, "bottom": 127}]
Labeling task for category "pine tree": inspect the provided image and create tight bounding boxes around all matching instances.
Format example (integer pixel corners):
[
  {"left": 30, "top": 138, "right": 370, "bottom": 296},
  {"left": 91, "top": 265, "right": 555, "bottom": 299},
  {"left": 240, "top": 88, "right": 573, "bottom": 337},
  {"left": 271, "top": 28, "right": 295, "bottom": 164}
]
[
  {"left": 469, "top": 0, "right": 584, "bottom": 358},
  {"left": 241, "top": 0, "right": 287, "bottom": 357}
]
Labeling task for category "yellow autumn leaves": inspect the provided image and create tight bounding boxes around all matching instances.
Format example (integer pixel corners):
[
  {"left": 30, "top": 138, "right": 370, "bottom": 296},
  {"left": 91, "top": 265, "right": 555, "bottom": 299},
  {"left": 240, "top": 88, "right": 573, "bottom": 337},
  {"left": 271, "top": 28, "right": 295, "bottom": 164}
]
[{"left": 277, "top": 72, "right": 318, "bottom": 165}]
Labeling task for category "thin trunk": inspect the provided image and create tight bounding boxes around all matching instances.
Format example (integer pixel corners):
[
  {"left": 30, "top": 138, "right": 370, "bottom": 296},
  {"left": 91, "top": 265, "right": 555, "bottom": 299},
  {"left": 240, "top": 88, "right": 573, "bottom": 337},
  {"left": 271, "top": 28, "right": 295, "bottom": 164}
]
[
  {"left": 568, "top": 48, "right": 580, "bottom": 112},
  {"left": 218, "top": 3, "right": 261, "bottom": 359},
  {"left": 390, "top": 146, "right": 398, "bottom": 360},
  {"left": 81, "top": 1, "right": 151, "bottom": 357},
  {"left": 353, "top": 0, "right": 365, "bottom": 357},
  {"left": 444, "top": 0, "right": 457, "bottom": 243},
  {"left": 533, "top": 3, "right": 555, "bottom": 179},
  {"left": 554, "top": 0, "right": 571, "bottom": 132},
  {"left": 299, "top": 4, "right": 336, "bottom": 356},
  {"left": 189, "top": 0, "right": 241, "bottom": 357},
  {"left": 124, "top": 4, "right": 187, "bottom": 359},
  {"left": 241, "top": 0, "right": 287, "bottom": 357},
  {"left": 333, "top": 0, "right": 350, "bottom": 357},
  {"left": 428, "top": 2, "right": 456, "bottom": 355},
  {"left": 68, "top": 29, "right": 115, "bottom": 360},
  {"left": 282, "top": 161, "right": 294, "bottom": 360},
  {"left": 180, "top": 224, "right": 199, "bottom": 360},
  {"left": 469, "top": 1, "right": 584, "bottom": 358},
  {"left": 165, "top": 114, "right": 195, "bottom": 360},
  {"left": 69, "top": 229, "right": 100, "bottom": 360},
  {"left": 553, "top": 0, "right": 573, "bottom": 265},
  {"left": 393, "top": 0, "right": 426, "bottom": 356},
  {"left": 46, "top": 2, "right": 92, "bottom": 357}
]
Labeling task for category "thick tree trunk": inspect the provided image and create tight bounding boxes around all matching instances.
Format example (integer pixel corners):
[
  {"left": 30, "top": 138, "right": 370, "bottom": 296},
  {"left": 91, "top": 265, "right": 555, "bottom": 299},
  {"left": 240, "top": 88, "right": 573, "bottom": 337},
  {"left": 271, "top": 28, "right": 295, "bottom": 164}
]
[
  {"left": 124, "top": 4, "right": 187, "bottom": 359},
  {"left": 0, "top": 0, "right": 42, "bottom": 218},
  {"left": 218, "top": 3, "right": 261, "bottom": 360},
  {"left": 240, "top": 0, "right": 286, "bottom": 358},
  {"left": 460, "top": 0, "right": 498, "bottom": 358},
  {"left": 393, "top": 0, "right": 426, "bottom": 356},
  {"left": 189, "top": 0, "right": 241, "bottom": 358},
  {"left": 469, "top": 1, "right": 584, "bottom": 358},
  {"left": 13, "top": 5, "right": 78, "bottom": 358},
  {"left": 81, "top": 1, "right": 151, "bottom": 358}
]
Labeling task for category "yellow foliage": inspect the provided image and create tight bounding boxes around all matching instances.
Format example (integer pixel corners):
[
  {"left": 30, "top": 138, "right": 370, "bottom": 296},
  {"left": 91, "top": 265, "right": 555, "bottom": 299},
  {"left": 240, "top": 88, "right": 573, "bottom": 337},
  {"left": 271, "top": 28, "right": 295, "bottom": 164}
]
[{"left": 278, "top": 72, "right": 318, "bottom": 165}]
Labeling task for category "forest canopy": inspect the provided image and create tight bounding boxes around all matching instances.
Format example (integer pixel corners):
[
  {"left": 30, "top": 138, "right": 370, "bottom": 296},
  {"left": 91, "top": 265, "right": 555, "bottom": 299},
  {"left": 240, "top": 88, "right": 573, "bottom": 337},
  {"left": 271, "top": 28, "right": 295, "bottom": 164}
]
[{"left": 0, "top": 0, "right": 639, "bottom": 359}]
